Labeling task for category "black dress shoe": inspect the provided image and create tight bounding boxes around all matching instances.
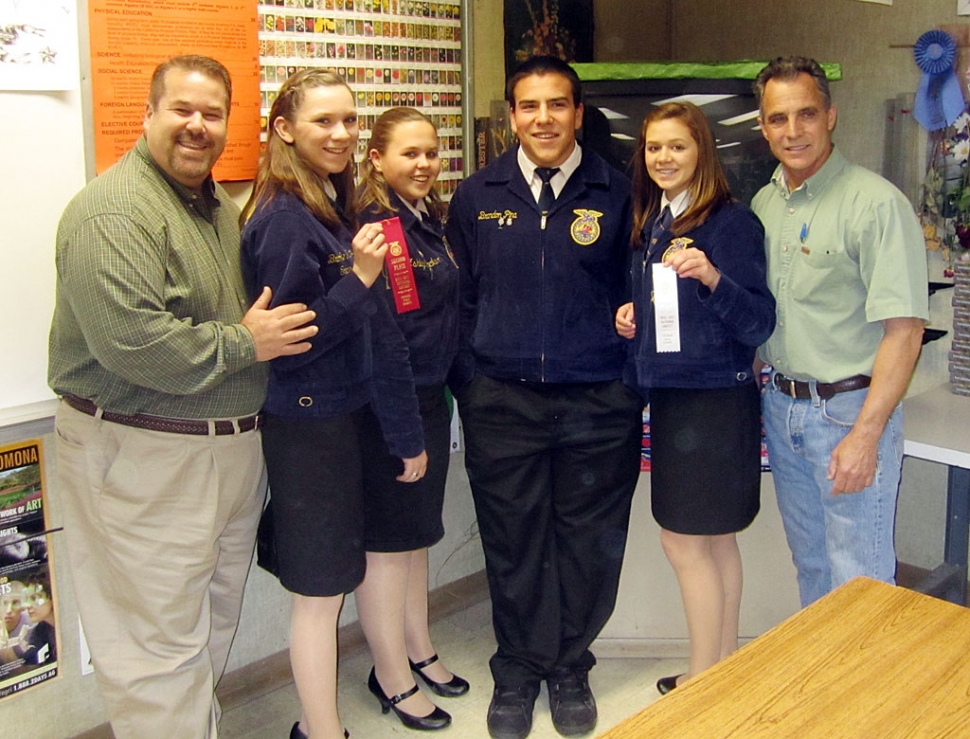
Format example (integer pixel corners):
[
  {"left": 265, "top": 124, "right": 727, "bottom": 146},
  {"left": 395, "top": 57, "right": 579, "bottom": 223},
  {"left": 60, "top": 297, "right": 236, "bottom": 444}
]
[
  {"left": 367, "top": 667, "right": 451, "bottom": 731},
  {"left": 290, "top": 721, "right": 349, "bottom": 738},
  {"left": 656, "top": 674, "right": 683, "bottom": 695},
  {"left": 410, "top": 653, "right": 471, "bottom": 697},
  {"left": 487, "top": 684, "right": 539, "bottom": 739},
  {"left": 547, "top": 669, "right": 597, "bottom": 737}
]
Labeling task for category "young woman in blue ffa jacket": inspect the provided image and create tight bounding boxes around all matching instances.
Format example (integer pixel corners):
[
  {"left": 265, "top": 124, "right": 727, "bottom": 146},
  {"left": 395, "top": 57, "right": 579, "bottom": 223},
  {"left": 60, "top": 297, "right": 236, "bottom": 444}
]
[
  {"left": 353, "top": 107, "right": 463, "bottom": 731},
  {"left": 240, "top": 70, "right": 427, "bottom": 739},
  {"left": 614, "top": 102, "right": 775, "bottom": 695}
]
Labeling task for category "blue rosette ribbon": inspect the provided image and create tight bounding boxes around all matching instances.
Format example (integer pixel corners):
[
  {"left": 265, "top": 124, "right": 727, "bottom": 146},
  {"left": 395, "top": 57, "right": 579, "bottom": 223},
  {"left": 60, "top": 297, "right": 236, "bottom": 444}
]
[{"left": 913, "top": 29, "right": 965, "bottom": 131}]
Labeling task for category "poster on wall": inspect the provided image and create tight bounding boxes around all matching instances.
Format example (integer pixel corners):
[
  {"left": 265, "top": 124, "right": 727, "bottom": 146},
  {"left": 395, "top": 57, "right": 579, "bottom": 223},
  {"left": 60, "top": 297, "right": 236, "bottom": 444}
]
[
  {"left": 503, "top": 0, "right": 594, "bottom": 77},
  {"left": 0, "top": 440, "right": 59, "bottom": 700},
  {"left": 0, "top": 0, "right": 80, "bottom": 91},
  {"left": 87, "top": 0, "right": 261, "bottom": 180}
]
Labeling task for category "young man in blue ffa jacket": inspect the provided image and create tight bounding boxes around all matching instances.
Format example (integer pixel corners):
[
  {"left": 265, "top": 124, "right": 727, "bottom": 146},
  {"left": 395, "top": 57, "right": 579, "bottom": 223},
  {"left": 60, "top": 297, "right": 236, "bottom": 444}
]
[{"left": 446, "top": 56, "right": 643, "bottom": 739}]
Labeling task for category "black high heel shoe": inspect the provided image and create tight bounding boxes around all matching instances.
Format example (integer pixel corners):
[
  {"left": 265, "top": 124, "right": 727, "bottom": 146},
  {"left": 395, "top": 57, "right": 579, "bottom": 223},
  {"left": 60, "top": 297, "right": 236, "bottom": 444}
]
[
  {"left": 656, "top": 674, "right": 684, "bottom": 695},
  {"left": 367, "top": 667, "right": 452, "bottom": 731},
  {"left": 409, "top": 653, "right": 470, "bottom": 697},
  {"left": 290, "top": 721, "right": 349, "bottom": 738}
]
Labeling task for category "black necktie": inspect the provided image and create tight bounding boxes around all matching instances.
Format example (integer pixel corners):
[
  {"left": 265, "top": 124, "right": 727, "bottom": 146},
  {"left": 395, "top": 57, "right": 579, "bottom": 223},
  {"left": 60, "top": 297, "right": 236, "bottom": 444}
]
[
  {"left": 536, "top": 167, "right": 560, "bottom": 214},
  {"left": 422, "top": 210, "right": 443, "bottom": 237},
  {"left": 650, "top": 205, "right": 673, "bottom": 248}
]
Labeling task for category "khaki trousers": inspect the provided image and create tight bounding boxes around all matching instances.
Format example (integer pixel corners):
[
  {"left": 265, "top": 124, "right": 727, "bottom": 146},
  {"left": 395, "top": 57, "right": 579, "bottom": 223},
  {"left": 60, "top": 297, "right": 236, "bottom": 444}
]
[{"left": 54, "top": 402, "right": 265, "bottom": 739}]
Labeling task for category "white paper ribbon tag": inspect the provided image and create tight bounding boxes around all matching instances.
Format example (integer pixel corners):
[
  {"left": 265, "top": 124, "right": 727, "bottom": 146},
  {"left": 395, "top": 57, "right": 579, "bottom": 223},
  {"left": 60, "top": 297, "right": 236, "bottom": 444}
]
[{"left": 652, "top": 262, "right": 681, "bottom": 353}]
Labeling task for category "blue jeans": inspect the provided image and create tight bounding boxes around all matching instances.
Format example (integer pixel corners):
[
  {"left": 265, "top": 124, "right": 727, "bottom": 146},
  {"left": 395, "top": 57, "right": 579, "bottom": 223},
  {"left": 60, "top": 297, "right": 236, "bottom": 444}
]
[{"left": 763, "top": 378, "right": 904, "bottom": 607}]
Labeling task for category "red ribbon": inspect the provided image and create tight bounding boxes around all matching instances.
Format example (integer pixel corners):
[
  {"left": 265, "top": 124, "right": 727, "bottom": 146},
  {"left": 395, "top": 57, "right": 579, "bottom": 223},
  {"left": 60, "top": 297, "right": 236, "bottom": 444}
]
[{"left": 382, "top": 216, "right": 421, "bottom": 314}]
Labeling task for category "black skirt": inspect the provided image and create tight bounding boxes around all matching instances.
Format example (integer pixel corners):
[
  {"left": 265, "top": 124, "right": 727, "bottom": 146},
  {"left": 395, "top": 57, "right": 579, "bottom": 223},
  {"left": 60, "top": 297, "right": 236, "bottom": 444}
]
[
  {"left": 261, "top": 409, "right": 368, "bottom": 597},
  {"left": 360, "top": 384, "right": 450, "bottom": 552},
  {"left": 650, "top": 383, "right": 761, "bottom": 535}
]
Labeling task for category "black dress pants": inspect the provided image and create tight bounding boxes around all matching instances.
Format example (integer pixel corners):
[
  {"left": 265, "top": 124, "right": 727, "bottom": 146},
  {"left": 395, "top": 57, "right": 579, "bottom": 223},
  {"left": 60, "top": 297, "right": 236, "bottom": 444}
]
[{"left": 458, "top": 376, "right": 642, "bottom": 688}]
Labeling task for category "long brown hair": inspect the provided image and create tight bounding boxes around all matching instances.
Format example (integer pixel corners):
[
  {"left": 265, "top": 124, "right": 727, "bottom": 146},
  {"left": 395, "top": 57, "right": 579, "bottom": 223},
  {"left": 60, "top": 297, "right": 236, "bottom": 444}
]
[
  {"left": 629, "top": 102, "right": 731, "bottom": 248},
  {"left": 357, "top": 107, "right": 445, "bottom": 221},
  {"left": 240, "top": 69, "right": 356, "bottom": 228}
]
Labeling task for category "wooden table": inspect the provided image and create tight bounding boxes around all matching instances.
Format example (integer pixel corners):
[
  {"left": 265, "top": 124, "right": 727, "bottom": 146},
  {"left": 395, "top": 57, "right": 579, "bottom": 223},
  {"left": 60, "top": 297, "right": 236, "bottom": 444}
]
[
  {"left": 596, "top": 578, "right": 970, "bottom": 738},
  {"left": 902, "top": 383, "right": 970, "bottom": 604}
]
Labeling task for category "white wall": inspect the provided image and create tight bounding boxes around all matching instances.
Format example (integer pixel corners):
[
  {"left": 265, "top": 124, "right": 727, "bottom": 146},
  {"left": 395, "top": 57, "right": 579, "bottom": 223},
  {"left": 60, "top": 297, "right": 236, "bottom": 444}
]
[{"left": 0, "top": 87, "right": 85, "bottom": 424}]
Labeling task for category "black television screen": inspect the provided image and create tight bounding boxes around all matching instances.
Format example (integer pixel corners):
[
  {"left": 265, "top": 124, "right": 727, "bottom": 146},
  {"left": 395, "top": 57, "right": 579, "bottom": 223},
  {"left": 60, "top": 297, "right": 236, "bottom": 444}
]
[{"left": 577, "top": 73, "right": 777, "bottom": 205}]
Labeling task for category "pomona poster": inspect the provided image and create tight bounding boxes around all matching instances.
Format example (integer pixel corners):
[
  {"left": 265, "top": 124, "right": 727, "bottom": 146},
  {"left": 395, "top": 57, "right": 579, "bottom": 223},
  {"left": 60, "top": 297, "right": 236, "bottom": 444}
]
[{"left": 0, "top": 440, "right": 59, "bottom": 699}]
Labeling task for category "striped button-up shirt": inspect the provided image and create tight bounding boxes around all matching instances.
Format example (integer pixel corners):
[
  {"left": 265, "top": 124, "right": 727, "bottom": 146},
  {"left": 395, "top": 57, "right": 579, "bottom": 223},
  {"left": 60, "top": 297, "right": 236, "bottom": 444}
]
[{"left": 49, "top": 137, "right": 266, "bottom": 419}]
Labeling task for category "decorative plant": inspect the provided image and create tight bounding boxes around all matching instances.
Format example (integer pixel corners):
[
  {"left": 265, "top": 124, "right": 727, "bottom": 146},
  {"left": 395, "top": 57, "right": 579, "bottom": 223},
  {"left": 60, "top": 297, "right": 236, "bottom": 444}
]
[
  {"left": 921, "top": 109, "right": 970, "bottom": 276},
  {"left": 514, "top": 0, "right": 575, "bottom": 62}
]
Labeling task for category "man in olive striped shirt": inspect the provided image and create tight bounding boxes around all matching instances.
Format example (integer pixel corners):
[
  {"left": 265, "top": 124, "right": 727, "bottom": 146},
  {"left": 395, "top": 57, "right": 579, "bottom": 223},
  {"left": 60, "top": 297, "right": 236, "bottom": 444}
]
[{"left": 49, "top": 56, "right": 317, "bottom": 739}]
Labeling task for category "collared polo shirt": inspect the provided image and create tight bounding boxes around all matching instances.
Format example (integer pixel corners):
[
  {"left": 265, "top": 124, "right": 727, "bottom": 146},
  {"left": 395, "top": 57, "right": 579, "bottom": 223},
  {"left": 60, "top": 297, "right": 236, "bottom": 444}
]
[{"left": 753, "top": 147, "right": 928, "bottom": 383}]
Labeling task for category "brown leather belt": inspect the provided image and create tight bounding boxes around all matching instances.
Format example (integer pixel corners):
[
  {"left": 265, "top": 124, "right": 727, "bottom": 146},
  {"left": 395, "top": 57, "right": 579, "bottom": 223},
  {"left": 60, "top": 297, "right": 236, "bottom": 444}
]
[
  {"left": 772, "top": 373, "right": 871, "bottom": 401},
  {"left": 62, "top": 395, "right": 261, "bottom": 436}
]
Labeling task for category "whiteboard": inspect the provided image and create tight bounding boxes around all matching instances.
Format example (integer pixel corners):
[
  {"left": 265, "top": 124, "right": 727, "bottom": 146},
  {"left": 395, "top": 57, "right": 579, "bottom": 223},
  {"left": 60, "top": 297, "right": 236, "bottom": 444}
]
[{"left": 0, "top": 87, "right": 86, "bottom": 426}]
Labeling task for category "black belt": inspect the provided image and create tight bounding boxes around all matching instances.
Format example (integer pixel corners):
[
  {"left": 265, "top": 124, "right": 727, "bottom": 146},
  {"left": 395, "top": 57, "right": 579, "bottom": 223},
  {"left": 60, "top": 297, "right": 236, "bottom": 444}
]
[
  {"left": 62, "top": 395, "right": 261, "bottom": 436},
  {"left": 773, "top": 373, "right": 871, "bottom": 401}
]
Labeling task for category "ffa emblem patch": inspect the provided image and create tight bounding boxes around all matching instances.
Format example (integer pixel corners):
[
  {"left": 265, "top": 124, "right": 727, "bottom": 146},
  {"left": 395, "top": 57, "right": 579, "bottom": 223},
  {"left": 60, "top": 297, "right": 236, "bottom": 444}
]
[
  {"left": 389, "top": 243, "right": 404, "bottom": 257},
  {"left": 570, "top": 209, "right": 602, "bottom": 245},
  {"left": 661, "top": 237, "right": 694, "bottom": 264}
]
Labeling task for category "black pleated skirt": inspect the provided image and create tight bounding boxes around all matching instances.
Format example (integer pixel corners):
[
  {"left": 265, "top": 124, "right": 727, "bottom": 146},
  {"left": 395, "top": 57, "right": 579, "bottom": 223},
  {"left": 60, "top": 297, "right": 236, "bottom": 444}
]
[{"left": 650, "top": 383, "right": 761, "bottom": 535}]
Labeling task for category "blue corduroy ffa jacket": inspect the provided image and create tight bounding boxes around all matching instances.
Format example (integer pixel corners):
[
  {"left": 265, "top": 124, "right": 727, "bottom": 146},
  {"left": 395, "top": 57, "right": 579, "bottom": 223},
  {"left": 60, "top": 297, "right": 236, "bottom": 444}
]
[
  {"left": 445, "top": 145, "right": 633, "bottom": 389},
  {"left": 358, "top": 191, "right": 459, "bottom": 388},
  {"left": 241, "top": 191, "right": 424, "bottom": 459},
  {"left": 631, "top": 200, "right": 776, "bottom": 390}
]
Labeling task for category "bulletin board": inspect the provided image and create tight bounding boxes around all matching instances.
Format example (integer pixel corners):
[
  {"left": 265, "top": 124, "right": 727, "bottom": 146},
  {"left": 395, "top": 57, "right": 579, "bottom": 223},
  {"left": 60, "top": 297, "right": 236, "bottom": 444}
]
[{"left": 257, "top": 0, "right": 465, "bottom": 197}]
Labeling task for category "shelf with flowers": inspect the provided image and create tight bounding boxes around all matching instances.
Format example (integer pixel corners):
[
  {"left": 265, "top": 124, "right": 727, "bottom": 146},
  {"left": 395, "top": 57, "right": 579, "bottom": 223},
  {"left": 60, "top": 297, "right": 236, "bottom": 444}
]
[{"left": 921, "top": 107, "right": 970, "bottom": 278}]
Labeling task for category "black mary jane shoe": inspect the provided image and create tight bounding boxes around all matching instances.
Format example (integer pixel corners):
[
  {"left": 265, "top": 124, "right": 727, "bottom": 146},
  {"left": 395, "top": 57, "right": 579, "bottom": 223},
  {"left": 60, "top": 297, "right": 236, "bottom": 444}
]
[
  {"left": 409, "top": 653, "right": 471, "bottom": 697},
  {"left": 367, "top": 667, "right": 452, "bottom": 731},
  {"left": 290, "top": 721, "right": 349, "bottom": 738},
  {"left": 656, "top": 674, "right": 683, "bottom": 696}
]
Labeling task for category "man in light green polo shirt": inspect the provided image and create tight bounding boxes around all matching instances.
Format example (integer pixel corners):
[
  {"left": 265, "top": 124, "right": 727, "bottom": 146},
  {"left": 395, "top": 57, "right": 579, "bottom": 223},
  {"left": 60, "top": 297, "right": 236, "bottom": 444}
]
[{"left": 752, "top": 56, "right": 928, "bottom": 607}]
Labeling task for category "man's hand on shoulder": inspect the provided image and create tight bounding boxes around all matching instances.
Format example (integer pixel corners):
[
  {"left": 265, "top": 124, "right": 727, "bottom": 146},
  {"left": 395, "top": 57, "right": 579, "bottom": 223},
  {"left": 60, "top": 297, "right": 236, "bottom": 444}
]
[{"left": 242, "top": 287, "right": 318, "bottom": 361}]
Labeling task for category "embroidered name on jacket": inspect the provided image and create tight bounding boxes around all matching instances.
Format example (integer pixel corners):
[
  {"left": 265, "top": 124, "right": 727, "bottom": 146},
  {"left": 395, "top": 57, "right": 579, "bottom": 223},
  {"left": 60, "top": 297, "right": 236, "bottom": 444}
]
[
  {"left": 327, "top": 248, "right": 354, "bottom": 275},
  {"left": 571, "top": 209, "right": 602, "bottom": 245},
  {"left": 478, "top": 210, "right": 517, "bottom": 227}
]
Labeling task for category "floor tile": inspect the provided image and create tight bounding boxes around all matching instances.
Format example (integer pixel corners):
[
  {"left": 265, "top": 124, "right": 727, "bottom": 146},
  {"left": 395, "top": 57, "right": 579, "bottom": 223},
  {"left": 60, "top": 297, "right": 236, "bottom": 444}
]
[{"left": 221, "top": 599, "right": 682, "bottom": 738}]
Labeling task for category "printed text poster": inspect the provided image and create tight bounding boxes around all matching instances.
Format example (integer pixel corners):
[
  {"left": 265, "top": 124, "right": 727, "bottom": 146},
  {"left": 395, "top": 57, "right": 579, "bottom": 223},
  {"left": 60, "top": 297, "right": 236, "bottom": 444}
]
[{"left": 88, "top": 0, "right": 260, "bottom": 180}]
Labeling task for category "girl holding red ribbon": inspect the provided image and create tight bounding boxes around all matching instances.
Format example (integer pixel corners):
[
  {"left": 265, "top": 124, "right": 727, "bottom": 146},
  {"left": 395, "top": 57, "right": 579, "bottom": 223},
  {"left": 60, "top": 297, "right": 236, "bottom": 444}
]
[{"left": 354, "top": 107, "right": 464, "bottom": 732}]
